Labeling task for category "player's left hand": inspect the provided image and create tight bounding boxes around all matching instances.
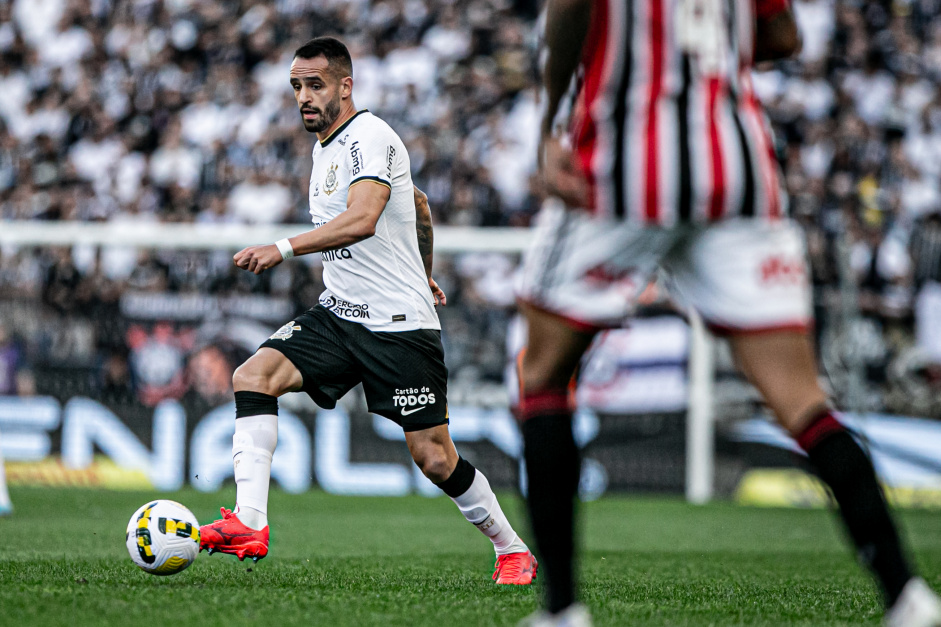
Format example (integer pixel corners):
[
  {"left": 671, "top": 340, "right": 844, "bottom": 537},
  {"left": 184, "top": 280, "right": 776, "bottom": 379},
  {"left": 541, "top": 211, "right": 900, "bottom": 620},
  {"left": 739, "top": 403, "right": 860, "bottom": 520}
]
[
  {"left": 539, "top": 134, "right": 589, "bottom": 209},
  {"left": 234, "top": 244, "right": 284, "bottom": 275},
  {"left": 429, "top": 277, "right": 447, "bottom": 306}
]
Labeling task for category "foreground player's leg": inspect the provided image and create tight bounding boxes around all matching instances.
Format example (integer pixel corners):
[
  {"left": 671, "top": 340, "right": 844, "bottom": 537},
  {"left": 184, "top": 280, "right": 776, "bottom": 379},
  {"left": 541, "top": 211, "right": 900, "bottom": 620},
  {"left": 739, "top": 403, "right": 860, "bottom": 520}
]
[
  {"left": 0, "top": 426, "right": 11, "bottom": 516},
  {"left": 732, "top": 332, "right": 941, "bottom": 623},
  {"left": 200, "top": 348, "right": 302, "bottom": 562},
  {"left": 405, "top": 424, "right": 536, "bottom": 584},
  {"left": 517, "top": 303, "right": 596, "bottom": 615}
]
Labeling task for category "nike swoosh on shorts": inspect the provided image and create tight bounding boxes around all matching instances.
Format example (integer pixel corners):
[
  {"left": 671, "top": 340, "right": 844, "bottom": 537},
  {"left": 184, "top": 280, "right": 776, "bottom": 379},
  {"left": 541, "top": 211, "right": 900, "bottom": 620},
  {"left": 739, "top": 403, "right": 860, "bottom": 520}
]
[{"left": 401, "top": 406, "right": 426, "bottom": 416}]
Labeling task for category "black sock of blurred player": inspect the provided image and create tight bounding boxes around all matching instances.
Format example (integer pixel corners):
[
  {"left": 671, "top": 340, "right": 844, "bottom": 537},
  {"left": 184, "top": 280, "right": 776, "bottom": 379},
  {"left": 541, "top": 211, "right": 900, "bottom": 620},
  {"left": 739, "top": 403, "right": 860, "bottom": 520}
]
[
  {"left": 520, "top": 388, "right": 580, "bottom": 613},
  {"left": 798, "top": 409, "right": 913, "bottom": 606}
]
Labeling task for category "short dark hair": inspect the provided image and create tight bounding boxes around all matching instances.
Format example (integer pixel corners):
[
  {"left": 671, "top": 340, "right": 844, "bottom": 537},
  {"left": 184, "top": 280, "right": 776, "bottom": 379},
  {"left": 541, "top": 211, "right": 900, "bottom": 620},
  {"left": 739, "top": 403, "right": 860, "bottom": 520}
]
[{"left": 294, "top": 37, "right": 353, "bottom": 79}]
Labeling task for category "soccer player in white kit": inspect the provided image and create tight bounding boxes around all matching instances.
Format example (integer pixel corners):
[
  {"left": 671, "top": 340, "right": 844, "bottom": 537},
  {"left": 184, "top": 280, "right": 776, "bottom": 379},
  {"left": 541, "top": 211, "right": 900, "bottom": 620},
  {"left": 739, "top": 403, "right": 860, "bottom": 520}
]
[
  {"left": 515, "top": 0, "right": 941, "bottom": 624},
  {"left": 199, "top": 37, "right": 537, "bottom": 585}
]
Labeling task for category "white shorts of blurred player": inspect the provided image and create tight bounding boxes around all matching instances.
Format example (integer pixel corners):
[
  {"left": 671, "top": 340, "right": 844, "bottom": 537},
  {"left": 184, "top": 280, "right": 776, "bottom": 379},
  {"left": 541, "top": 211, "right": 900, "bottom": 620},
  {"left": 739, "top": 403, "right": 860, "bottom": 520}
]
[{"left": 516, "top": 199, "right": 812, "bottom": 335}]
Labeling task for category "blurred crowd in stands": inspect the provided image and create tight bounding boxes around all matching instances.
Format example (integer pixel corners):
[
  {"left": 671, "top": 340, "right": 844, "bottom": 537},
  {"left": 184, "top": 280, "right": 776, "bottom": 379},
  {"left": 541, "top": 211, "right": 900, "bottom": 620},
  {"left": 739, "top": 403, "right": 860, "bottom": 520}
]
[{"left": 1, "top": 0, "right": 940, "bottom": 416}]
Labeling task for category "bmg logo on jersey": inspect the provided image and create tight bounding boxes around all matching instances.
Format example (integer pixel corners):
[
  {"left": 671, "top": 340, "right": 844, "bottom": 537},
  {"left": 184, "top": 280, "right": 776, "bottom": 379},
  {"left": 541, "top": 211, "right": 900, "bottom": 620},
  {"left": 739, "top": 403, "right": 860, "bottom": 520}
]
[
  {"left": 394, "top": 387, "right": 436, "bottom": 416},
  {"left": 350, "top": 141, "right": 363, "bottom": 176},
  {"left": 385, "top": 146, "right": 395, "bottom": 179}
]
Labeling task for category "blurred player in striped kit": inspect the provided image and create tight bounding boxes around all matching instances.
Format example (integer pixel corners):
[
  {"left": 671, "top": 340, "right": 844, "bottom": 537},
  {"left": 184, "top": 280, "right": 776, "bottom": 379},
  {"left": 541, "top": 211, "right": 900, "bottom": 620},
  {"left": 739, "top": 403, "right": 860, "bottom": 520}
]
[{"left": 515, "top": 0, "right": 941, "bottom": 625}]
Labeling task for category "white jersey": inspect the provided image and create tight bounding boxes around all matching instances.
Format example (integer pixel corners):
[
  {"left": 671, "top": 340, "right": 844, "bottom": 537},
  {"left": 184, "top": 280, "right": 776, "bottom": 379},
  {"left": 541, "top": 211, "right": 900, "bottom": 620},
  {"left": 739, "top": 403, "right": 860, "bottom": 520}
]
[{"left": 308, "top": 110, "right": 439, "bottom": 331}]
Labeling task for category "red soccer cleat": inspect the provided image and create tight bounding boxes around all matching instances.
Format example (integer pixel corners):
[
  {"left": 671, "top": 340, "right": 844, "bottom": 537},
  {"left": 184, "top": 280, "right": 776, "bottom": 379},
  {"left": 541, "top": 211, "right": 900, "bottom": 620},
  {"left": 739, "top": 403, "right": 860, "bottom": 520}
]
[
  {"left": 492, "top": 550, "right": 538, "bottom": 585},
  {"left": 199, "top": 507, "right": 269, "bottom": 562}
]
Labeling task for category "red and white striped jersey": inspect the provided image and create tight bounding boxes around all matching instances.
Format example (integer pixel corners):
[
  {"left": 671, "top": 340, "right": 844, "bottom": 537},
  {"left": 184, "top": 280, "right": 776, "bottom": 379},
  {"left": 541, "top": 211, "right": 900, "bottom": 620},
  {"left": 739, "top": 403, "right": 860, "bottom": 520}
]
[{"left": 568, "top": 0, "right": 789, "bottom": 224}]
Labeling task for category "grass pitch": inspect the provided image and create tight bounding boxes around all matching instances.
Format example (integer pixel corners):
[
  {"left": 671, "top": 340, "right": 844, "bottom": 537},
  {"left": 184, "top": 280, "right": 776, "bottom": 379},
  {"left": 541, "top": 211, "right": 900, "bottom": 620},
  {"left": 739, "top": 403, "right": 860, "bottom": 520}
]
[{"left": 1, "top": 488, "right": 939, "bottom": 626}]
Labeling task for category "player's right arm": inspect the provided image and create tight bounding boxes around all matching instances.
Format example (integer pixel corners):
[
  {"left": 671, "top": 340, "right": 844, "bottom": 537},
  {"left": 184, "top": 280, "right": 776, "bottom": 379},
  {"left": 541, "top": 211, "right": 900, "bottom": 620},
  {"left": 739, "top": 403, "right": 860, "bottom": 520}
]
[
  {"left": 753, "top": 0, "right": 800, "bottom": 62},
  {"left": 233, "top": 181, "right": 389, "bottom": 275}
]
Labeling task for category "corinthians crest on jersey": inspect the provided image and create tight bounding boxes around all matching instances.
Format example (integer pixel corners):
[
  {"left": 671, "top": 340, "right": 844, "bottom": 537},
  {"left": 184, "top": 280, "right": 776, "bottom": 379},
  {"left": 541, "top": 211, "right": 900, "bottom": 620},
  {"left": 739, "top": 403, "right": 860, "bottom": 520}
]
[
  {"left": 306, "top": 110, "right": 441, "bottom": 332},
  {"left": 323, "top": 163, "right": 339, "bottom": 195}
]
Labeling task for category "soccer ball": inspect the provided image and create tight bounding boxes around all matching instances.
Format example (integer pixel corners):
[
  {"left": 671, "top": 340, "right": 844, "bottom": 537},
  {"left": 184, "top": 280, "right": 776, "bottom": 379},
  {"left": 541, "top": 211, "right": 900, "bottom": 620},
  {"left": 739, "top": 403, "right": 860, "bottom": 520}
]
[{"left": 126, "top": 500, "right": 200, "bottom": 575}]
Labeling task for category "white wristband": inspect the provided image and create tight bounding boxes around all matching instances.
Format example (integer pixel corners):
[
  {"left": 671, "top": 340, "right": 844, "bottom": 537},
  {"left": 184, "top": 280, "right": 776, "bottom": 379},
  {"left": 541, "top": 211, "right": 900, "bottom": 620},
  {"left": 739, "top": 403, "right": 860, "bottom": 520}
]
[{"left": 275, "top": 238, "right": 294, "bottom": 260}]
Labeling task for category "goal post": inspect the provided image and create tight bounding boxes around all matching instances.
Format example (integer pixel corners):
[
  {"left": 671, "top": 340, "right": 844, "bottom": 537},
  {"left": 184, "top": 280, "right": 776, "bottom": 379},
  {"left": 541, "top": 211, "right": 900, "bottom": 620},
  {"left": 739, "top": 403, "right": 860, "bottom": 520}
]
[
  {"left": 0, "top": 220, "right": 717, "bottom": 502},
  {"left": 685, "top": 311, "right": 716, "bottom": 504}
]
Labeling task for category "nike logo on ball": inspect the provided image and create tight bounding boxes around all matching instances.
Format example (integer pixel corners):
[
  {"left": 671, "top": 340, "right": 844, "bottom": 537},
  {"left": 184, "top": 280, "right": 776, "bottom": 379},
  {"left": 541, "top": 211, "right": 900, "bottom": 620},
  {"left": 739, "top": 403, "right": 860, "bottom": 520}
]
[{"left": 400, "top": 406, "right": 426, "bottom": 416}]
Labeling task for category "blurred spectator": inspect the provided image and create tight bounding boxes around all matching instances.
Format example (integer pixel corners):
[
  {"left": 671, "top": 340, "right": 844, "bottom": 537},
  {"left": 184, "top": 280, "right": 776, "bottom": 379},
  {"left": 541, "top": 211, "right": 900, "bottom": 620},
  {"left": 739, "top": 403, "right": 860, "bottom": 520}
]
[
  {"left": 793, "top": 0, "right": 835, "bottom": 63},
  {"left": 850, "top": 212, "right": 910, "bottom": 320},
  {"left": 227, "top": 171, "right": 292, "bottom": 224},
  {"left": 127, "top": 322, "right": 191, "bottom": 406},
  {"left": 910, "top": 210, "right": 941, "bottom": 364},
  {"left": 98, "top": 349, "right": 136, "bottom": 404},
  {"left": 42, "top": 247, "right": 83, "bottom": 314},
  {"left": 0, "top": 324, "right": 22, "bottom": 395},
  {"left": 149, "top": 120, "right": 202, "bottom": 191},
  {"left": 186, "top": 345, "right": 234, "bottom": 405}
]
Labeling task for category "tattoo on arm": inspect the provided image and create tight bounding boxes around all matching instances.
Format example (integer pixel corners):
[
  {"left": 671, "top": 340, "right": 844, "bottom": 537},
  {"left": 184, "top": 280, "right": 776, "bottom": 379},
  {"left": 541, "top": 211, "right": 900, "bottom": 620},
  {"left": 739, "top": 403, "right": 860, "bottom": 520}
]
[{"left": 414, "top": 186, "right": 434, "bottom": 278}]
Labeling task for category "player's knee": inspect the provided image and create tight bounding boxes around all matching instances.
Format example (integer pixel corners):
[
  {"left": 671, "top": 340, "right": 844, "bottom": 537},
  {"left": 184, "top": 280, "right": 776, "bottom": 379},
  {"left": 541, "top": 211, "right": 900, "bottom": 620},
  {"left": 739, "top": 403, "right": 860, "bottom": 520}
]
[
  {"left": 414, "top": 450, "right": 453, "bottom": 484},
  {"left": 232, "top": 363, "right": 276, "bottom": 396},
  {"left": 521, "top": 362, "right": 568, "bottom": 394},
  {"left": 520, "top": 348, "right": 575, "bottom": 393}
]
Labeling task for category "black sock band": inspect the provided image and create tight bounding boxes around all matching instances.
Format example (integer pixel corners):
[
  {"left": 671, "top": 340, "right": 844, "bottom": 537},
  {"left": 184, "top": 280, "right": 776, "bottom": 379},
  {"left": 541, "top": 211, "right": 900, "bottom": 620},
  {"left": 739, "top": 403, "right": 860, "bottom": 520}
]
[
  {"left": 799, "top": 411, "right": 912, "bottom": 605},
  {"left": 521, "top": 396, "right": 579, "bottom": 614},
  {"left": 436, "top": 456, "right": 476, "bottom": 498},
  {"left": 235, "top": 391, "right": 278, "bottom": 418}
]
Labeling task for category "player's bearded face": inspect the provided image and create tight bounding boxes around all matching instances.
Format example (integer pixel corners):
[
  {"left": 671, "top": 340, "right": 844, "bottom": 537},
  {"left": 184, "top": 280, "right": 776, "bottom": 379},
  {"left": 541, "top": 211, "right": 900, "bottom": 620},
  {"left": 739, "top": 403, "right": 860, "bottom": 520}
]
[
  {"left": 290, "top": 56, "right": 345, "bottom": 134},
  {"left": 300, "top": 85, "right": 341, "bottom": 133}
]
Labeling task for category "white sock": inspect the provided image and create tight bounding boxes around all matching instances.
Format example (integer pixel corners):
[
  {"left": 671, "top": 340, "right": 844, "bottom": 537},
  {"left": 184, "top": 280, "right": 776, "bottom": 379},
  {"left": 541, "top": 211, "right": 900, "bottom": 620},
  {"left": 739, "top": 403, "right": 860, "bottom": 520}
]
[
  {"left": 0, "top": 428, "right": 10, "bottom": 511},
  {"left": 451, "top": 470, "right": 528, "bottom": 555},
  {"left": 233, "top": 414, "right": 277, "bottom": 530}
]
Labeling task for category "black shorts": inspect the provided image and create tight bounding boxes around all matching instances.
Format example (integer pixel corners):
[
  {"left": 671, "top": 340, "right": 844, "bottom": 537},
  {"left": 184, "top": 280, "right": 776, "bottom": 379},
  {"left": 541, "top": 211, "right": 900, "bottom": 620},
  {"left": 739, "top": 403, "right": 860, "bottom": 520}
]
[{"left": 259, "top": 305, "right": 448, "bottom": 431}]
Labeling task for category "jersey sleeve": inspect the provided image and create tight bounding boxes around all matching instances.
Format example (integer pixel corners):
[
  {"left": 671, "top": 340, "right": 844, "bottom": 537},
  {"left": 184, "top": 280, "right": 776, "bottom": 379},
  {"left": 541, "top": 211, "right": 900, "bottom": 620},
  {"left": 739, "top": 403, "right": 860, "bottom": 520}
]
[
  {"left": 754, "top": 0, "right": 789, "bottom": 20},
  {"left": 347, "top": 125, "right": 398, "bottom": 190}
]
